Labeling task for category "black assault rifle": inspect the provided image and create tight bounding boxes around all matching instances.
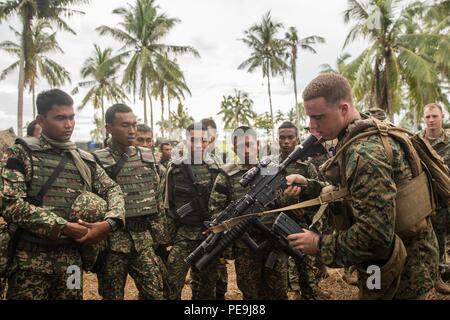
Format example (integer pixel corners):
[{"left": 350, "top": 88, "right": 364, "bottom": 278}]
[{"left": 185, "top": 135, "right": 318, "bottom": 271}]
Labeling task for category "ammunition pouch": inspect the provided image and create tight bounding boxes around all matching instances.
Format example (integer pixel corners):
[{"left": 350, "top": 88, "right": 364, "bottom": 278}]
[
  {"left": 125, "top": 216, "right": 154, "bottom": 232},
  {"left": 357, "top": 235, "right": 407, "bottom": 300},
  {"left": 175, "top": 197, "right": 209, "bottom": 227}
]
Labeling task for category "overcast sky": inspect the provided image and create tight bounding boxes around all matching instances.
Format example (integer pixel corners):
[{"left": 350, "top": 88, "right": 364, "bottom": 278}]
[{"left": 0, "top": 0, "right": 371, "bottom": 141}]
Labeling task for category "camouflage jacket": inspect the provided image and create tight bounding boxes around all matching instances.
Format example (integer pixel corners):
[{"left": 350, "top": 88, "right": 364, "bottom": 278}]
[
  {"left": 0, "top": 137, "right": 125, "bottom": 240},
  {"left": 419, "top": 129, "right": 450, "bottom": 168},
  {"left": 320, "top": 120, "right": 438, "bottom": 299},
  {"left": 98, "top": 145, "right": 168, "bottom": 253}
]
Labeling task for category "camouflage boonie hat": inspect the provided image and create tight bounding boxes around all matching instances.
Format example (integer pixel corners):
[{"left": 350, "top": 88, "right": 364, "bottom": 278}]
[{"left": 70, "top": 191, "right": 108, "bottom": 271}]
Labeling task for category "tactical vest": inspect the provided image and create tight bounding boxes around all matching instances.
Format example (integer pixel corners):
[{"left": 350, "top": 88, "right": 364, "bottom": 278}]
[
  {"left": 220, "top": 164, "right": 251, "bottom": 203},
  {"left": 18, "top": 137, "right": 96, "bottom": 221},
  {"left": 319, "top": 118, "right": 435, "bottom": 240},
  {"left": 94, "top": 147, "right": 159, "bottom": 220},
  {"left": 171, "top": 161, "right": 219, "bottom": 227}
]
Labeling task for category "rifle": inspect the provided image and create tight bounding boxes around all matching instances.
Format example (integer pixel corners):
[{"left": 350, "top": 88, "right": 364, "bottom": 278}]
[{"left": 185, "top": 135, "right": 318, "bottom": 271}]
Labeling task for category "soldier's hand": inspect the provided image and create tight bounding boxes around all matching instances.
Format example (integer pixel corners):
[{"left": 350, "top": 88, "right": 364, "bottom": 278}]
[
  {"left": 74, "top": 220, "right": 111, "bottom": 245},
  {"left": 287, "top": 229, "right": 321, "bottom": 255},
  {"left": 284, "top": 174, "right": 307, "bottom": 197},
  {"left": 62, "top": 222, "right": 89, "bottom": 239}
]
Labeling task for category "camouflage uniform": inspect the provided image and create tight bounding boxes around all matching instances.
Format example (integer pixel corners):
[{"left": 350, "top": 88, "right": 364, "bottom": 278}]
[
  {"left": 273, "top": 155, "right": 325, "bottom": 299},
  {"left": 94, "top": 145, "right": 166, "bottom": 300},
  {"left": 420, "top": 129, "right": 450, "bottom": 272},
  {"left": 165, "top": 157, "right": 220, "bottom": 300},
  {"left": 0, "top": 136, "right": 125, "bottom": 300},
  {"left": 319, "top": 120, "right": 439, "bottom": 299},
  {"left": 191, "top": 151, "right": 228, "bottom": 300},
  {"left": 209, "top": 162, "right": 291, "bottom": 300}
]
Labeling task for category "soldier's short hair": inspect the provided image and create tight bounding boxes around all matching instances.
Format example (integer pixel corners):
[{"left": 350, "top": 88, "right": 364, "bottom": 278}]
[
  {"left": 26, "top": 120, "right": 39, "bottom": 137},
  {"left": 231, "top": 126, "right": 257, "bottom": 146},
  {"left": 160, "top": 142, "right": 172, "bottom": 149},
  {"left": 186, "top": 122, "right": 208, "bottom": 135},
  {"left": 302, "top": 73, "right": 353, "bottom": 106},
  {"left": 278, "top": 121, "right": 298, "bottom": 137},
  {"left": 137, "top": 123, "right": 152, "bottom": 133},
  {"left": 37, "top": 89, "right": 73, "bottom": 116},
  {"left": 201, "top": 118, "right": 217, "bottom": 130},
  {"left": 105, "top": 104, "right": 133, "bottom": 124},
  {"left": 424, "top": 102, "right": 444, "bottom": 115}
]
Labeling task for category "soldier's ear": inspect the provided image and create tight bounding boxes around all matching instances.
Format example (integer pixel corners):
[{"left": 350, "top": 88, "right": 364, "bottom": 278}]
[
  {"left": 36, "top": 115, "right": 44, "bottom": 126},
  {"left": 105, "top": 123, "right": 112, "bottom": 135}
]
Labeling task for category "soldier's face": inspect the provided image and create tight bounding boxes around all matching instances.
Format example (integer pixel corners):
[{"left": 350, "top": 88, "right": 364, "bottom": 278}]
[
  {"left": 161, "top": 145, "right": 173, "bottom": 159},
  {"left": 278, "top": 128, "right": 299, "bottom": 156},
  {"left": 37, "top": 105, "right": 75, "bottom": 142},
  {"left": 106, "top": 112, "right": 137, "bottom": 147},
  {"left": 424, "top": 107, "right": 443, "bottom": 131},
  {"left": 234, "top": 135, "right": 258, "bottom": 164},
  {"left": 187, "top": 129, "right": 209, "bottom": 156},
  {"left": 305, "top": 97, "right": 349, "bottom": 140},
  {"left": 135, "top": 131, "right": 153, "bottom": 149}
]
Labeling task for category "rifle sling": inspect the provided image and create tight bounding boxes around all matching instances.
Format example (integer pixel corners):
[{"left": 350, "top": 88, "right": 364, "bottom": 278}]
[{"left": 208, "top": 188, "right": 349, "bottom": 234}]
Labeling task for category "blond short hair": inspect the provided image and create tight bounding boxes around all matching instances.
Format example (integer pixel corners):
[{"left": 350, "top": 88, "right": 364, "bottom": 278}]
[
  {"left": 302, "top": 73, "right": 353, "bottom": 105},
  {"left": 424, "top": 102, "right": 443, "bottom": 114}
]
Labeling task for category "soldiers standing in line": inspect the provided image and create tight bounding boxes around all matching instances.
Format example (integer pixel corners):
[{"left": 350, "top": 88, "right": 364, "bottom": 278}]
[
  {"left": 0, "top": 89, "right": 125, "bottom": 300},
  {"left": 93, "top": 104, "right": 166, "bottom": 300},
  {"left": 419, "top": 102, "right": 450, "bottom": 295},
  {"left": 164, "top": 122, "right": 220, "bottom": 300}
]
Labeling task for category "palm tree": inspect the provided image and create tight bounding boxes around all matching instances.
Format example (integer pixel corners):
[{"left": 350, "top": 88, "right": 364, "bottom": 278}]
[
  {"left": 342, "top": 0, "right": 448, "bottom": 119},
  {"left": 254, "top": 112, "right": 273, "bottom": 140},
  {"left": 0, "top": 20, "right": 71, "bottom": 118},
  {"left": 0, "top": 0, "right": 89, "bottom": 136},
  {"left": 238, "top": 11, "right": 288, "bottom": 139},
  {"left": 275, "top": 109, "right": 286, "bottom": 125},
  {"left": 170, "top": 102, "right": 193, "bottom": 140},
  {"left": 72, "top": 45, "right": 128, "bottom": 126},
  {"left": 218, "top": 89, "right": 256, "bottom": 130},
  {"left": 151, "top": 53, "right": 191, "bottom": 138},
  {"left": 96, "top": 0, "right": 199, "bottom": 130},
  {"left": 319, "top": 52, "right": 352, "bottom": 75},
  {"left": 90, "top": 115, "right": 104, "bottom": 143},
  {"left": 285, "top": 26, "right": 324, "bottom": 128}
]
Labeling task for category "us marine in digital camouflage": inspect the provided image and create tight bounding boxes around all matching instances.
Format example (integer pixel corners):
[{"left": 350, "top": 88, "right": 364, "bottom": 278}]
[
  {"left": 285, "top": 74, "right": 439, "bottom": 300},
  {"left": 420, "top": 102, "right": 450, "bottom": 295}
]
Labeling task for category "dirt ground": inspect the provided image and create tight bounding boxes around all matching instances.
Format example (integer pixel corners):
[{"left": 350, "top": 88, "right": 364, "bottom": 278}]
[{"left": 82, "top": 261, "right": 450, "bottom": 300}]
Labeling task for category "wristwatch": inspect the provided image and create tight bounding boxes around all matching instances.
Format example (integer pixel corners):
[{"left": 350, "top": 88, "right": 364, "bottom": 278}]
[{"left": 106, "top": 218, "right": 120, "bottom": 232}]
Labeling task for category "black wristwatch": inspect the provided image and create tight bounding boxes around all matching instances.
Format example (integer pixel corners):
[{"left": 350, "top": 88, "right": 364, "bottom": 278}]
[{"left": 106, "top": 218, "right": 120, "bottom": 232}]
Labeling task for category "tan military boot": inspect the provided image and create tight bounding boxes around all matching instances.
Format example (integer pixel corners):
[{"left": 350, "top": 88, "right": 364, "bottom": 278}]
[{"left": 435, "top": 278, "right": 450, "bottom": 295}]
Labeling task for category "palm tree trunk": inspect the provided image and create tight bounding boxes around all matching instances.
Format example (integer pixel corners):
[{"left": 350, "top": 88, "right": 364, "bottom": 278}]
[
  {"left": 266, "top": 62, "right": 275, "bottom": 141},
  {"left": 143, "top": 78, "right": 148, "bottom": 124},
  {"left": 149, "top": 94, "right": 154, "bottom": 131},
  {"left": 167, "top": 93, "right": 171, "bottom": 138},
  {"left": 101, "top": 92, "right": 105, "bottom": 140},
  {"left": 160, "top": 92, "right": 165, "bottom": 138},
  {"left": 17, "top": 21, "right": 28, "bottom": 137},
  {"left": 32, "top": 83, "right": 36, "bottom": 119},
  {"left": 292, "top": 58, "right": 300, "bottom": 128}
]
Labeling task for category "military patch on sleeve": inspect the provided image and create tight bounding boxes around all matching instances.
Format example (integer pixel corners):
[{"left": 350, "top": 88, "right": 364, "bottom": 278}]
[{"left": 5, "top": 158, "right": 26, "bottom": 176}]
